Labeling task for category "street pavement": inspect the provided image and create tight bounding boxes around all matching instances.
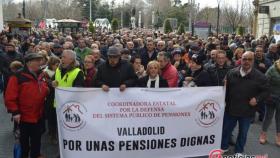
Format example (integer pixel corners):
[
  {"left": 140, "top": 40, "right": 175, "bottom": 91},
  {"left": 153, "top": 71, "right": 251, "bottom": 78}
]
[{"left": 0, "top": 94, "right": 279, "bottom": 158}]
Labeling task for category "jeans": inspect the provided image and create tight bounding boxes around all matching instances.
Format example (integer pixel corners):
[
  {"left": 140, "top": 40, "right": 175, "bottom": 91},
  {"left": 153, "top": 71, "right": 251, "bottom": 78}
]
[{"left": 221, "top": 113, "right": 252, "bottom": 153}]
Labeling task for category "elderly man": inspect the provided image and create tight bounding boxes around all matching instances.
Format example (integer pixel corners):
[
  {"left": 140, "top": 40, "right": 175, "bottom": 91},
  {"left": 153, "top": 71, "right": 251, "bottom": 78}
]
[
  {"left": 126, "top": 41, "right": 138, "bottom": 56},
  {"left": 157, "top": 40, "right": 166, "bottom": 52},
  {"left": 95, "top": 46, "right": 137, "bottom": 92},
  {"left": 204, "top": 49, "right": 218, "bottom": 69},
  {"left": 207, "top": 50, "right": 232, "bottom": 86},
  {"left": 265, "top": 43, "right": 279, "bottom": 64},
  {"left": 141, "top": 40, "right": 158, "bottom": 68},
  {"left": 5, "top": 53, "right": 49, "bottom": 158},
  {"left": 221, "top": 51, "right": 269, "bottom": 154},
  {"left": 74, "top": 39, "right": 92, "bottom": 61},
  {"left": 157, "top": 52, "right": 178, "bottom": 87},
  {"left": 51, "top": 50, "right": 84, "bottom": 158},
  {"left": 40, "top": 42, "right": 55, "bottom": 57},
  {"left": 53, "top": 50, "right": 84, "bottom": 88}
]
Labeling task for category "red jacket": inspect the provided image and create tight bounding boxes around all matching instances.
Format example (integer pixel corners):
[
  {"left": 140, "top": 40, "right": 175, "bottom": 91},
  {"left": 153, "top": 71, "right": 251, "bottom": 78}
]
[
  {"left": 4, "top": 68, "right": 49, "bottom": 123},
  {"left": 161, "top": 63, "right": 179, "bottom": 87}
]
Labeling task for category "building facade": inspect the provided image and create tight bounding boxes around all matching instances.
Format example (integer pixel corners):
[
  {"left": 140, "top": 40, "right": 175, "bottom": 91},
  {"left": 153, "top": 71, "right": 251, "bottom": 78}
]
[{"left": 257, "top": 0, "right": 280, "bottom": 38}]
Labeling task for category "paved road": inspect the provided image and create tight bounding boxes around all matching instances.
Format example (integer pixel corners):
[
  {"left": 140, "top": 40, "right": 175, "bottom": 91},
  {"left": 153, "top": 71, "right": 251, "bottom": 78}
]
[{"left": 0, "top": 94, "right": 279, "bottom": 158}]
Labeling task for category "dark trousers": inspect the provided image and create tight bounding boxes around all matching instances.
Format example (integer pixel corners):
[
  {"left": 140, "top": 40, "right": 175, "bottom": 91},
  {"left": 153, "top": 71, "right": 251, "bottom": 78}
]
[
  {"left": 221, "top": 113, "right": 252, "bottom": 153},
  {"left": 262, "top": 96, "right": 280, "bottom": 133},
  {"left": 20, "top": 120, "right": 44, "bottom": 158}
]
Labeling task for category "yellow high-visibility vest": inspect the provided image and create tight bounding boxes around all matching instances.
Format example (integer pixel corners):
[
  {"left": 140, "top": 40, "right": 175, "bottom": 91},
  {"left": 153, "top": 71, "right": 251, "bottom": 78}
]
[
  {"left": 53, "top": 67, "right": 81, "bottom": 107},
  {"left": 55, "top": 68, "right": 81, "bottom": 87}
]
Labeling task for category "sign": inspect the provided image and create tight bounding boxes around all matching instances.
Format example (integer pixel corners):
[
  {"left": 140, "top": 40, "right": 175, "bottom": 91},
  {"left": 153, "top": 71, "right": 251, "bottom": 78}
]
[
  {"left": 55, "top": 87, "right": 225, "bottom": 158},
  {"left": 259, "top": 6, "right": 269, "bottom": 14}
]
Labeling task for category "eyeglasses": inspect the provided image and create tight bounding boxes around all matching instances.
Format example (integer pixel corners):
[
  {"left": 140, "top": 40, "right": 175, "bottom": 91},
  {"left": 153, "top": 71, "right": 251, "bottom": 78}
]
[
  {"left": 108, "top": 55, "right": 120, "bottom": 59},
  {"left": 242, "top": 58, "right": 253, "bottom": 61}
]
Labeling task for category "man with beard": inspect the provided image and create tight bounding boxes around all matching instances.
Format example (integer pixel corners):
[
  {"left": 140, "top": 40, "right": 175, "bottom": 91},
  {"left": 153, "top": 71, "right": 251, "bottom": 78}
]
[{"left": 52, "top": 43, "right": 63, "bottom": 58}]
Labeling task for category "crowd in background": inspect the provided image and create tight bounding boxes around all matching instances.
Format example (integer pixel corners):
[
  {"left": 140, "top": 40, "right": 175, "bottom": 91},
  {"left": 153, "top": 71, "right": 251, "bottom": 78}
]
[{"left": 0, "top": 29, "right": 280, "bottom": 158}]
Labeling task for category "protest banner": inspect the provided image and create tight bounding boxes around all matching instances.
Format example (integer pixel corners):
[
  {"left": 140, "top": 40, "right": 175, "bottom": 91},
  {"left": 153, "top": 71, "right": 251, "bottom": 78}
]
[{"left": 55, "top": 87, "right": 225, "bottom": 158}]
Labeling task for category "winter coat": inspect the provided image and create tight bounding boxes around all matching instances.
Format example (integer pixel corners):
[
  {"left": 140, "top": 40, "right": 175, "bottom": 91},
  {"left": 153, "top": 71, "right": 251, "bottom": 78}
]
[
  {"left": 95, "top": 60, "right": 137, "bottom": 87},
  {"left": 225, "top": 67, "right": 269, "bottom": 117},
  {"left": 4, "top": 68, "right": 49, "bottom": 123},
  {"left": 161, "top": 63, "right": 179, "bottom": 87}
]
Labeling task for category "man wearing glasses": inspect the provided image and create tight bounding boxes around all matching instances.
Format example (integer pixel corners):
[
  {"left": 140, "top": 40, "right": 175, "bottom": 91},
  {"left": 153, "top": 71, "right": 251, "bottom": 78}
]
[
  {"left": 221, "top": 51, "right": 269, "bottom": 155},
  {"left": 95, "top": 46, "right": 137, "bottom": 92}
]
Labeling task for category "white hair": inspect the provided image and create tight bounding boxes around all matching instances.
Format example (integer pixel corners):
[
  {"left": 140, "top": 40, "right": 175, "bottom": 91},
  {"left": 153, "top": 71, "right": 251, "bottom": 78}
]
[{"left": 63, "top": 49, "right": 76, "bottom": 60}]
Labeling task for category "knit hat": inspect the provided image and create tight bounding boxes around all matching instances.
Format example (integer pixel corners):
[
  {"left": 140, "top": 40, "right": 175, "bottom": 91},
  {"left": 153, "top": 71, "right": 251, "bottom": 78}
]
[{"left": 191, "top": 54, "right": 204, "bottom": 65}]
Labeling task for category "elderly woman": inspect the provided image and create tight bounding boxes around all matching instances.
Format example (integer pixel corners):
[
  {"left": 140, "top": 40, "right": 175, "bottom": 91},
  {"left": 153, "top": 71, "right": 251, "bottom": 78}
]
[
  {"left": 137, "top": 61, "right": 168, "bottom": 88},
  {"left": 84, "top": 55, "right": 97, "bottom": 87},
  {"left": 233, "top": 47, "right": 245, "bottom": 66}
]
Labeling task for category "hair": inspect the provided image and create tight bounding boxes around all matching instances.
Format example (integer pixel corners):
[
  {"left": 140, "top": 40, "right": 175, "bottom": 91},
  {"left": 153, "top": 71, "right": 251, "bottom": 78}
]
[
  {"left": 157, "top": 51, "right": 170, "bottom": 61},
  {"left": 38, "top": 51, "right": 49, "bottom": 62},
  {"left": 121, "top": 48, "right": 130, "bottom": 55},
  {"left": 84, "top": 55, "right": 95, "bottom": 62},
  {"left": 234, "top": 47, "right": 245, "bottom": 60},
  {"left": 255, "top": 45, "right": 264, "bottom": 51},
  {"left": 91, "top": 43, "right": 99, "bottom": 50},
  {"left": 269, "top": 43, "right": 277, "bottom": 50},
  {"left": 63, "top": 41, "right": 74, "bottom": 50},
  {"left": 146, "top": 61, "right": 160, "bottom": 76},
  {"left": 47, "top": 56, "right": 60, "bottom": 70},
  {"left": 63, "top": 49, "right": 76, "bottom": 60},
  {"left": 130, "top": 55, "right": 141, "bottom": 64}
]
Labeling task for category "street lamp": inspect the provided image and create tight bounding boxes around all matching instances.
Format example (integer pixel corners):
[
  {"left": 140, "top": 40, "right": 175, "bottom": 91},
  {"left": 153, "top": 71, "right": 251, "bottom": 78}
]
[
  {"left": 89, "top": 0, "right": 92, "bottom": 21},
  {"left": 216, "top": 0, "right": 222, "bottom": 35},
  {"left": 22, "top": 0, "right": 26, "bottom": 18}
]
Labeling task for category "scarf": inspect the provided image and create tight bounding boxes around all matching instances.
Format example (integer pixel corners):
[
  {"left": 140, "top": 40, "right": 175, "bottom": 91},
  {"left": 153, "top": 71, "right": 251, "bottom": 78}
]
[
  {"left": 44, "top": 66, "right": 55, "bottom": 78},
  {"left": 147, "top": 75, "right": 160, "bottom": 88}
]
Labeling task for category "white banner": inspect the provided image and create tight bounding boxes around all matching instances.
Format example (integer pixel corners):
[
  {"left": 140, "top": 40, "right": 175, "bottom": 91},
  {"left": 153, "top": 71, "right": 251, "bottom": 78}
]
[{"left": 55, "top": 87, "right": 225, "bottom": 158}]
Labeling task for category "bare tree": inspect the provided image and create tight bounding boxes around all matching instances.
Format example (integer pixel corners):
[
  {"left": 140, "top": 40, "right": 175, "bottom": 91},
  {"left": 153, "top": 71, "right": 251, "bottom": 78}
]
[
  {"left": 196, "top": 7, "right": 217, "bottom": 24},
  {"left": 221, "top": 0, "right": 247, "bottom": 32}
]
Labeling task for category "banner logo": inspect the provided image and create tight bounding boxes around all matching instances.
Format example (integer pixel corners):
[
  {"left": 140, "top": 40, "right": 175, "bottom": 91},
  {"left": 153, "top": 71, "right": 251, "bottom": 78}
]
[
  {"left": 195, "top": 100, "right": 221, "bottom": 128},
  {"left": 59, "top": 102, "right": 87, "bottom": 131}
]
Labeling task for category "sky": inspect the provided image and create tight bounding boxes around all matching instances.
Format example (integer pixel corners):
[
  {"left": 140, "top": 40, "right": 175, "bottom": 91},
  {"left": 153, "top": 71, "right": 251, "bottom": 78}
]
[{"left": 12, "top": 0, "right": 253, "bottom": 9}]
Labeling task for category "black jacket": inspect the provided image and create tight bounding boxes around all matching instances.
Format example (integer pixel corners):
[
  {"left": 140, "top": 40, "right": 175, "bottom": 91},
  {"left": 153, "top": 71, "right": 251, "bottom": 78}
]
[
  {"left": 140, "top": 48, "right": 158, "bottom": 68},
  {"left": 186, "top": 67, "right": 212, "bottom": 87},
  {"left": 137, "top": 76, "right": 169, "bottom": 88},
  {"left": 0, "top": 51, "right": 24, "bottom": 90},
  {"left": 95, "top": 60, "right": 137, "bottom": 87},
  {"left": 225, "top": 67, "right": 269, "bottom": 117},
  {"left": 207, "top": 64, "right": 232, "bottom": 86}
]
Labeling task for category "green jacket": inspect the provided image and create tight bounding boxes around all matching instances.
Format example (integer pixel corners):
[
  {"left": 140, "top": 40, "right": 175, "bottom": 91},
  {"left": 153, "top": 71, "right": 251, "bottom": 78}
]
[
  {"left": 74, "top": 47, "right": 92, "bottom": 61},
  {"left": 265, "top": 64, "right": 280, "bottom": 95}
]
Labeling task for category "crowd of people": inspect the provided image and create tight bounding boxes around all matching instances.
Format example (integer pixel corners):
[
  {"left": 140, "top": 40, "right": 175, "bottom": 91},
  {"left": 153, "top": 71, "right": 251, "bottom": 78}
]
[{"left": 0, "top": 29, "right": 280, "bottom": 158}]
